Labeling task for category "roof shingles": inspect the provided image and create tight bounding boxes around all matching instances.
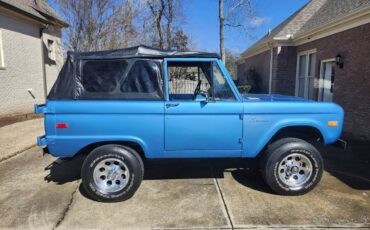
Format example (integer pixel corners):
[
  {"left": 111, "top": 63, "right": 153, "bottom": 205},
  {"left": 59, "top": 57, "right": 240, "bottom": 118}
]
[
  {"left": 242, "top": 0, "right": 370, "bottom": 56},
  {"left": 0, "top": 0, "right": 67, "bottom": 27}
]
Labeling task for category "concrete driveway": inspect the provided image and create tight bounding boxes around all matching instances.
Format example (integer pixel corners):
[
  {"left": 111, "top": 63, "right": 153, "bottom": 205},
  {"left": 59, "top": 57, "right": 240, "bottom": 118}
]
[{"left": 0, "top": 145, "right": 369, "bottom": 229}]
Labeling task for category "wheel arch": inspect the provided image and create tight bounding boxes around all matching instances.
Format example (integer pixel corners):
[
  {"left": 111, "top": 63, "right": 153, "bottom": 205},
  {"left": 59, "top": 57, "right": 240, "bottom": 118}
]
[
  {"left": 269, "top": 125, "right": 325, "bottom": 144},
  {"left": 76, "top": 140, "right": 147, "bottom": 160},
  {"left": 244, "top": 122, "right": 326, "bottom": 158}
]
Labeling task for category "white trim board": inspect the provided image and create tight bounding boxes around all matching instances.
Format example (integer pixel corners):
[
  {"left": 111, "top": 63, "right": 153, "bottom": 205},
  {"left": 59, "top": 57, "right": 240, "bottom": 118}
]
[{"left": 0, "top": 30, "right": 5, "bottom": 69}]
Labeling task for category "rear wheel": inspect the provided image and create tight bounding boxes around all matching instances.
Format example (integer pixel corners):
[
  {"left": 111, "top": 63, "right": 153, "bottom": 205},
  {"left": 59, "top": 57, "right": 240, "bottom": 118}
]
[
  {"left": 261, "top": 138, "right": 323, "bottom": 195},
  {"left": 81, "top": 144, "right": 144, "bottom": 202}
]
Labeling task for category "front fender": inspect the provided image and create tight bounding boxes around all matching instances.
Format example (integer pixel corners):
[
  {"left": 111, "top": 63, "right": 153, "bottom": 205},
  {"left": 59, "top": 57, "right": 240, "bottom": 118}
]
[{"left": 242, "top": 114, "right": 340, "bottom": 157}]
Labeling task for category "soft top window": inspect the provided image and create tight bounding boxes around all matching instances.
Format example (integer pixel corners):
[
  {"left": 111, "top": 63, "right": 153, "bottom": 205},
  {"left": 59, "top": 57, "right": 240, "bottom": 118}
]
[
  {"left": 48, "top": 58, "right": 164, "bottom": 100},
  {"left": 121, "top": 60, "right": 163, "bottom": 94},
  {"left": 82, "top": 59, "right": 128, "bottom": 93}
]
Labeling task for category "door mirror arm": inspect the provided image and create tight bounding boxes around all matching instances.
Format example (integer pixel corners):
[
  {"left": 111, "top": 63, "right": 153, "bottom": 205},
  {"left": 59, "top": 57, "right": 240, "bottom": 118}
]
[
  {"left": 206, "top": 98, "right": 216, "bottom": 103},
  {"left": 201, "top": 92, "right": 216, "bottom": 103}
]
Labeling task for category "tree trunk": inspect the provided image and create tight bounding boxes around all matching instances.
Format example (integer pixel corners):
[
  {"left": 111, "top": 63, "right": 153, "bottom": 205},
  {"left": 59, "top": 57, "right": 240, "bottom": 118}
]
[
  {"left": 219, "top": 0, "right": 225, "bottom": 63},
  {"left": 166, "top": 0, "right": 173, "bottom": 49},
  {"left": 148, "top": 0, "right": 165, "bottom": 49},
  {"left": 158, "top": 0, "right": 165, "bottom": 49},
  {"left": 123, "top": 0, "right": 132, "bottom": 48},
  {"left": 157, "top": 19, "right": 163, "bottom": 48}
]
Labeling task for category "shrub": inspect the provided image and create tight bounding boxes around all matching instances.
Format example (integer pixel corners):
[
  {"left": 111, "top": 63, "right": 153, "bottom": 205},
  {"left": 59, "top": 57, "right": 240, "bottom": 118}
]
[{"left": 237, "top": 85, "right": 252, "bottom": 94}]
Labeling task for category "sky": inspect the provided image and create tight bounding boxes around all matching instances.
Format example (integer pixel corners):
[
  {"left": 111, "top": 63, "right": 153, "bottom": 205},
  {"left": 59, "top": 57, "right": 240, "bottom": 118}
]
[
  {"left": 50, "top": 0, "right": 309, "bottom": 54},
  {"left": 183, "top": 0, "right": 309, "bottom": 53}
]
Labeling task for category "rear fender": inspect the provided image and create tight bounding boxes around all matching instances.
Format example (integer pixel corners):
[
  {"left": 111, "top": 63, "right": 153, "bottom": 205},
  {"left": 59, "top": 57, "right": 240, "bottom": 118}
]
[{"left": 47, "top": 136, "right": 149, "bottom": 158}]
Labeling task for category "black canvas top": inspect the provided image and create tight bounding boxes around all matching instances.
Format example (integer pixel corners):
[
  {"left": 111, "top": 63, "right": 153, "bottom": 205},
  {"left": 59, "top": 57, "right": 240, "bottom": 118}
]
[
  {"left": 48, "top": 46, "right": 220, "bottom": 100},
  {"left": 67, "top": 45, "right": 220, "bottom": 60}
]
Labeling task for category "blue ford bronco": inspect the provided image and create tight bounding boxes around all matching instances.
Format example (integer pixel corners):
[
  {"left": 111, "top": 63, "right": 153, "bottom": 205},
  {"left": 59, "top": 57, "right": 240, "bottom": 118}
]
[{"left": 35, "top": 46, "right": 344, "bottom": 202}]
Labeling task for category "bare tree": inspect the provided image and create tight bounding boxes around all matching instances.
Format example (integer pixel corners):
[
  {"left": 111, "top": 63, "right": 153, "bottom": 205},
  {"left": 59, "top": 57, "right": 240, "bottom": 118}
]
[
  {"left": 172, "top": 29, "right": 188, "bottom": 51},
  {"left": 165, "top": 0, "right": 174, "bottom": 49},
  {"left": 52, "top": 0, "right": 189, "bottom": 51},
  {"left": 225, "top": 49, "right": 240, "bottom": 80},
  {"left": 54, "top": 0, "right": 115, "bottom": 51},
  {"left": 218, "top": 0, "right": 254, "bottom": 62},
  {"left": 108, "top": 0, "right": 143, "bottom": 49},
  {"left": 119, "top": 0, "right": 136, "bottom": 48},
  {"left": 147, "top": 0, "right": 166, "bottom": 49},
  {"left": 146, "top": 0, "right": 187, "bottom": 50}
]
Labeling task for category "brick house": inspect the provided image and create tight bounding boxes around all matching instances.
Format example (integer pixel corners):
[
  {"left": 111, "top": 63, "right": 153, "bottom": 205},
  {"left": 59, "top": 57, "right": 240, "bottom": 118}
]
[
  {"left": 237, "top": 0, "right": 370, "bottom": 141},
  {"left": 0, "top": 0, "right": 67, "bottom": 120}
]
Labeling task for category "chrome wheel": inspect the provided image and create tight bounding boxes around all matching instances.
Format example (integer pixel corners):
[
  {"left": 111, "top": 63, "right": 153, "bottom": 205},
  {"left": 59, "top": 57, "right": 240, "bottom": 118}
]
[
  {"left": 93, "top": 158, "right": 130, "bottom": 194},
  {"left": 278, "top": 153, "right": 313, "bottom": 190}
]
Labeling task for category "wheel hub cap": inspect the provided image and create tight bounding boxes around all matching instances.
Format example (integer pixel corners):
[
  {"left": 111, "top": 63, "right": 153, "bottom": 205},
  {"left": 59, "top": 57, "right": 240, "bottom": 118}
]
[
  {"left": 93, "top": 158, "right": 130, "bottom": 194},
  {"left": 291, "top": 166, "right": 299, "bottom": 173},
  {"left": 278, "top": 153, "right": 313, "bottom": 190}
]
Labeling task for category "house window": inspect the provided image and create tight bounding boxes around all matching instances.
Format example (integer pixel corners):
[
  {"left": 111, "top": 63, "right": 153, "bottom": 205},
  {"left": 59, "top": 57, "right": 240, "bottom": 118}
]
[
  {"left": 47, "top": 39, "right": 55, "bottom": 61},
  {"left": 296, "top": 50, "right": 316, "bottom": 99},
  {"left": 0, "top": 30, "right": 4, "bottom": 69},
  {"left": 318, "top": 59, "right": 336, "bottom": 102}
]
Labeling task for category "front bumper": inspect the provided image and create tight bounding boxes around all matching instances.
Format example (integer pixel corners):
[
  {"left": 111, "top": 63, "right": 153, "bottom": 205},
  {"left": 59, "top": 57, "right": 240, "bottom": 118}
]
[{"left": 333, "top": 138, "right": 347, "bottom": 150}]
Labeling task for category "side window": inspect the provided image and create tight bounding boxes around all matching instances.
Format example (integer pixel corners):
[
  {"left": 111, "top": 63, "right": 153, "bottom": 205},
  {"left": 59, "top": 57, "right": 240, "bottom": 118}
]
[
  {"left": 81, "top": 59, "right": 127, "bottom": 93},
  {"left": 167, "top": 61, "right": 235, "bottom": 101},
  {"left": 168, "top": 62, "right": 211, "bottom": 101},
  {"left": 212, "top": 63, "right": 235, "bottom": 100},
  {"left": 121, "top": 60, "right": 163, "bottom": 96}
]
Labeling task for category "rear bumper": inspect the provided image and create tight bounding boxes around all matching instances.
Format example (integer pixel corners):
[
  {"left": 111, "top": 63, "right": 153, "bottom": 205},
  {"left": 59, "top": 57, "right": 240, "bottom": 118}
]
[
  {"left": 37, "top": 135, "right": 47, "bottom": 146},
  {"left": 37, "top": 136, "right": 53, "bottom": 155},
  {"left": 37, "top": 135, "right": 54, "bottom": 146},
  {"left": 34, "top": 104, "right": 47, "bottom": 114}
]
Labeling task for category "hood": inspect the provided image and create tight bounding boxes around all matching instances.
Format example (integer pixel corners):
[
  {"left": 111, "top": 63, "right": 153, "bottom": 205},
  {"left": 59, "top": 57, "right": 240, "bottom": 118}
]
[{"left": 242, "top": 94, "right": 311, "bottom": 102}]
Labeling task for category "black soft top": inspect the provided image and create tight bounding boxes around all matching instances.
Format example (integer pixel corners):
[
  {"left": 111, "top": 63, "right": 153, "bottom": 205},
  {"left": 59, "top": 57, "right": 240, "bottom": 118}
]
[
  {"left": 48, "top": 46, "right": 219, "bottom": 100},
  {"left": 67, "top": 45, "right": 220, "bottom": 60}
]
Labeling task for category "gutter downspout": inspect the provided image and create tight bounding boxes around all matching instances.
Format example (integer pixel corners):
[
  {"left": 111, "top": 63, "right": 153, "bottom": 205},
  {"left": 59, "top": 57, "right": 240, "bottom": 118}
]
[
  {"left": 268, "top": 42, "right": 273, "bottom": 94},
  {"left": 40, "top": 25, "right": 48, "bottom": 100}
]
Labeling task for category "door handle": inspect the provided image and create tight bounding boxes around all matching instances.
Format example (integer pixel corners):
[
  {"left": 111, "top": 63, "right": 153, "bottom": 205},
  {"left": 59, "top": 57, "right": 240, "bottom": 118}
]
[{"left": 166, "top": 103, "right": 179, "bottom": 108}]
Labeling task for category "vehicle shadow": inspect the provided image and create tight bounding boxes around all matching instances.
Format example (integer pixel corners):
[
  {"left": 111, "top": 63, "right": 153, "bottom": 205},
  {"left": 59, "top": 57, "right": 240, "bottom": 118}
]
[
  {"left": 43, "top": 141, "right": 370, "bottom": 201},
  {"left": 143, "top": 158, "right": 275, "bottom": 194},
  {"left": 44, "top": 155, "right": 274, "bottom": 198},
  {"left": 321, "top": 139, "right": 370, "bottom": 190},
  {"left": 44, "top": 154, "right": 86, "bottom": 185}
]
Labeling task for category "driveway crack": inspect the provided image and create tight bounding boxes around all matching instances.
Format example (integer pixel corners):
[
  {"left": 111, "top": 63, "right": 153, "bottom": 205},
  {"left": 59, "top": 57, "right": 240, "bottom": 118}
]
[
  {"left": 52, "top": 181, "right": 79, "bottom": 230},
  {"left": 207, "top": 160, "right": 234, "bottom": 230}
]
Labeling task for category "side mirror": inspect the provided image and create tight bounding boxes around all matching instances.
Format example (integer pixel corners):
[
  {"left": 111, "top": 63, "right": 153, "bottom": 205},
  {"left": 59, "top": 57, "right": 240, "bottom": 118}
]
[{"left": 200, "top": 91, "right": 215, "bottom": 103}]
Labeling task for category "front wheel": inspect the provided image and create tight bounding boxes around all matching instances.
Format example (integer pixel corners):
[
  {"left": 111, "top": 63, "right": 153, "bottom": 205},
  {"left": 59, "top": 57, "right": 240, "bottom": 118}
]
[
  {"left": 81, "top": 144, "right": 144, "bottom": 202},
  {"left": 261, "top": 138, "right": 324, "bottom": 195}
]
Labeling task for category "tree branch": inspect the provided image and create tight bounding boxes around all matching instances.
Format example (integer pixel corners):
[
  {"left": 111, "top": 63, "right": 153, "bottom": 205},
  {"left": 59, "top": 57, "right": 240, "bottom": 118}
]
[{"left": 225, "top": 0, "right": 246, "bottom": 19}]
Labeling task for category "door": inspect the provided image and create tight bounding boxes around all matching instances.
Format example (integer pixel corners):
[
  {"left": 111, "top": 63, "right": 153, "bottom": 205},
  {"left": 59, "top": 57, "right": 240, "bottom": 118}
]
[
  {"left": 164, "top": 59, "right": 243, "bottom": 157},
  {"left": 319, "top": 60, "right": 335, "bottom": 102}
]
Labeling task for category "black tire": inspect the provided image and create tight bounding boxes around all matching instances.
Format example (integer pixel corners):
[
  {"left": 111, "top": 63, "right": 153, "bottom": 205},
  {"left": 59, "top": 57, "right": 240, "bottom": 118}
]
[
  {"left": 81, "top": 144, "right": 144, "bottom": 202},
  {"left": 260, "top": 138, "right": 305, "bottom": 179},
  {"left": 261, "top": 138, "right": 323, "bottom": 195}
]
